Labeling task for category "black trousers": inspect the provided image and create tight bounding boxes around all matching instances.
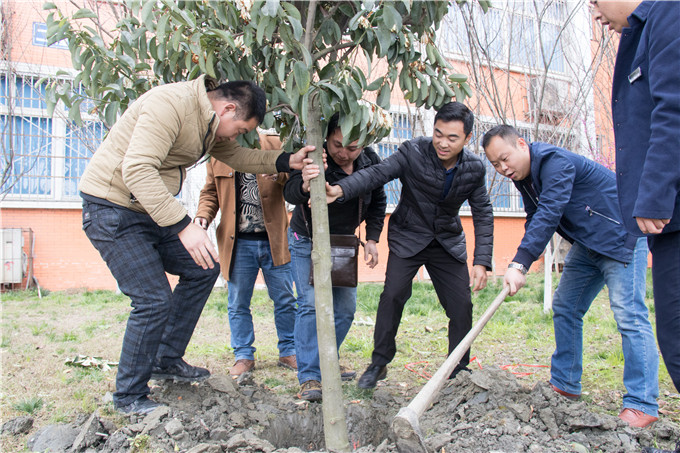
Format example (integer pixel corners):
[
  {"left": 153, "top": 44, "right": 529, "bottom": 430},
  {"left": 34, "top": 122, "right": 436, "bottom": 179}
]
[
  {"left": 649, "top": 230, "right": 680, "bottom": 392},
  {"left": 371, "top": 240, "right": 472, "bottom": 372}
]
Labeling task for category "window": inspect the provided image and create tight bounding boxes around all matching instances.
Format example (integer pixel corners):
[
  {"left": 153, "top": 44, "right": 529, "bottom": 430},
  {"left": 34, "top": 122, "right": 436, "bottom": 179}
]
[
  {"left": 374, "top": 111, "right": 423, "bottom": 208},
  {"left": 0, "top": 73, "right": 106, "bottom": 202},
  {"left": 440, "top": 0, "right": 568, "bottom": 74}
]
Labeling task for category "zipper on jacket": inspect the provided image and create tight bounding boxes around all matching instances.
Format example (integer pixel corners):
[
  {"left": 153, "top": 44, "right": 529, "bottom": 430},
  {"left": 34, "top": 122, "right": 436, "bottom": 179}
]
[{"left": 585, "top": 205, "right": 621, "bottom": 225}]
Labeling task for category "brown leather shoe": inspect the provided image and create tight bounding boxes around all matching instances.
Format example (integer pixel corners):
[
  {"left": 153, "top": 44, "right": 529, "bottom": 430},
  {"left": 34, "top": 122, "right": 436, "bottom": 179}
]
[
  {"left": 618, "top": 408, "right": 658, "bottom": 428},
  {"left": 298, "top": 380, "right": 322, "bottom": 402},
  {"left": 278, "top": 355, "right": 297, "bottom": 370},
  {"left": 550, "top": 383, "right": 580, "bottom": 401},
  {"left": 229, "top": 359, "right": 255, "bottom": 377}
]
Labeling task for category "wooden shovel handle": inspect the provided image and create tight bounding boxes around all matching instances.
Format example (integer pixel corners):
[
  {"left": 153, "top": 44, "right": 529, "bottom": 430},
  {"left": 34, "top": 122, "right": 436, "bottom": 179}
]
[{"left": 406, "top": 287, "right": 510, "bottom": 417}]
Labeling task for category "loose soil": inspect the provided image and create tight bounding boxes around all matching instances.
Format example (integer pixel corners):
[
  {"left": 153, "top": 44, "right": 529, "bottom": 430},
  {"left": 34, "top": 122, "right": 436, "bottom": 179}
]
[{"left": 9, "top": 366, "right": 679, "bottom": 452}]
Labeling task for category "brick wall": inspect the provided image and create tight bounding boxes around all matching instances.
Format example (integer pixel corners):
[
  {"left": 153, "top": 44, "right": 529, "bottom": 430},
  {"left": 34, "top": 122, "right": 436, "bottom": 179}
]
[{"left": 2, "top": 208, "right": 530, "bottom": 292}]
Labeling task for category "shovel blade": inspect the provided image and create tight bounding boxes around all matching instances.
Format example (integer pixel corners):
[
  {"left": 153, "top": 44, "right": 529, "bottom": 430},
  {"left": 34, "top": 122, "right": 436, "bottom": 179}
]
[{"left": 392, "top": 407, "right": 429, "bottom": 453}]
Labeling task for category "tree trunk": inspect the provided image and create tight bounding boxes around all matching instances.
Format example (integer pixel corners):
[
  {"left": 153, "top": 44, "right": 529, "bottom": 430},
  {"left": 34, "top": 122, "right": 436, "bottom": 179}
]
[{"left": 306, "top": 95, "right": 351, "bottom": 452}]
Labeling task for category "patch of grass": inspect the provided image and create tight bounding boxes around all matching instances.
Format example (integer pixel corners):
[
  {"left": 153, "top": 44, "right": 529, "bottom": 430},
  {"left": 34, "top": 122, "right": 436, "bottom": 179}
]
[
  {"left": 31, "top": 322, "right": 51, "bottom": 336},
  {"left": 49, "top": 409, "right": 72, "bottom": 424},
  {"left": 47, "top": 331, "right": 78, "bottom": 342},
  {"left": 63, "top": 367, "right": 107, "bottom": 385},
  {"left": 81, "top": 290, "right": 129, "bottom": 308},
  {"left": 1, "top": 335, "right": 11, "bottom": 348},
  {"left": 130, "top": 434, "right": 152, "bottom": 453},
  {"left": 12, "top": 397, "right": 44, "bottom": 414},
  {"left": 264, "top": 377, "right": 286, "bottom": 388},
  {"left": 114, "top": 312, "right": 130, "bottom": 323},
  {"left": 342, "top": 382, "right": 374, "bottom": 401},
  {"left": 82, "top": 320, "right": 112, "bottom": 338}
]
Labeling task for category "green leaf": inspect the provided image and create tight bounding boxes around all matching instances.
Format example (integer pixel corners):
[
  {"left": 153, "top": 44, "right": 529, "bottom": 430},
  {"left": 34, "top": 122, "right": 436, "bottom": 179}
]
[
  {"left": 288, "top": 16, "right": 303, "bottom": 41},
  {"left": 318, "top": 82, "right": 344, "bottom": 100},
  {"left": 261, "top": 0, "right": 279, "bottom": 17},
  {"left": 374, "top": 26, "right": 392, "bottom": 58},
  {"left": 376, "top": 85, "right": 390, "bottom": 109},
  {"left": 118, "top": 53, "right": 136, "bottom": 69},
  {"left": 293, "top": 61, "right": 310, "bottom": 95},
  {"left": 449, "top": 73, "right": 468, "bottom": 83},
  {"left": 381, "top": 4, "right": 402, "bottom": 31},
  {"left": 141, "top": 0, "right": 155, "bottom": 30},
  {"left": 43, "top": 2, "right": 57, "bottom": 10},
  {"left": 461, "top": 81, "right": 473, "bottom": 99},
  {"left": 256, "top": 16, "right": 269, "bottom": 44},
  {"left": 366, "top": 77, "right": 384, "bottom": 92},
  {"left": 104, "top": 101, "right": 120, "bottom": 126},
  {"left": 276, "top": 55, "right": 288, "bottom": 83},
  {"left": 210, "top": 29, "right": 235, "bottom": 48},
  {"left": 72, "top": 8, "right": 98, "bottom": 19},
  {"left": 281, "top": 2, "right": 301, "bottom": 20}
]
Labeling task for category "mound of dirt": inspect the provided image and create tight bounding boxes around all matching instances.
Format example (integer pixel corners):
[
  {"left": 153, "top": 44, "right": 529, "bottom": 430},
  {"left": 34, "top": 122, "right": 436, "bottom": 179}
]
[{"left": 17, "top": 366, "right": 679, "bottom": 452}]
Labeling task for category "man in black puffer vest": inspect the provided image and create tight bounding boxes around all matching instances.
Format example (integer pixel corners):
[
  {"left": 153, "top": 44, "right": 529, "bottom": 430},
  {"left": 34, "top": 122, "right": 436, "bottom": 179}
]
[{"left": 324, "top": 102, "right": 494, "bottom": 388}]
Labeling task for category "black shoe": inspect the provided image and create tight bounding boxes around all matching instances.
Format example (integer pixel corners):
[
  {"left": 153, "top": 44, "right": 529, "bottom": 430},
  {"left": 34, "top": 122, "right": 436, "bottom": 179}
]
[
  {"left": 151, "top": 359, "right": 210, "bottom": 382},
  {"left": 115, "top": 397, "right": 163, "bottom": 415},
  {"left": 642, "top": 441, "right": 680, "bottom": 453},
  {"left": 357, "top": 364, "right": 387, "bottom": 389},
  {"left": 449, "top": 367, "right": 471, "bottom": 379},
  {"left": 340, "top": 365, "right": 357, "bottom": 381}
]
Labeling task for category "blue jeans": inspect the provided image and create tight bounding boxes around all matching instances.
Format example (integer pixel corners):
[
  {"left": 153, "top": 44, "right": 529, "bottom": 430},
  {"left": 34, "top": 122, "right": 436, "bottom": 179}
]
[
  {"left": 288, "top": 229, "right": 357, "bottom": 384},
  {"left": 550, "top": 237, "right": 659, "bottom": 416},
  {"left": 227, "top": 238, "right": 296, "bottom": 360},
  {"left": 82, "top": 201, "right": 220, "bottom": 406}
]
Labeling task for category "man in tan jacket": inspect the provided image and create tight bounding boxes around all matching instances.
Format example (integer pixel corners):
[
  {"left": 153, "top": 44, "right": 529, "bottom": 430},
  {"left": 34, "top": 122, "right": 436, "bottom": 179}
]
[
  {"left": 195, "top": 133, "right": 297, "bottom": 378},
  {"left": 80, "top": 76, "right": 314, "bottom": 415}
]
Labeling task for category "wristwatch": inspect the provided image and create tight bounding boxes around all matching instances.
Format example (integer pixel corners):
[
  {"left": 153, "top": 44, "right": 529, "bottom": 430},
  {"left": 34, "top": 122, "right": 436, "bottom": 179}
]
[{"left": 508, "top": 262, "right": 528, "bottom": 275}]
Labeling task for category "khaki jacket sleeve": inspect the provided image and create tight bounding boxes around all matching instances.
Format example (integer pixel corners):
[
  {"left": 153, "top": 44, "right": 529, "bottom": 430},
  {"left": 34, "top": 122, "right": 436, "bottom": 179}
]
[
  {"left": 196, "top": 160, "right": 219, "bottom": 225},
  {"left": 121, "top": 96, "right": 187, "bottom": 227},
  {"left": 210, "top": 139, "right": 281, "bottom": 174}
]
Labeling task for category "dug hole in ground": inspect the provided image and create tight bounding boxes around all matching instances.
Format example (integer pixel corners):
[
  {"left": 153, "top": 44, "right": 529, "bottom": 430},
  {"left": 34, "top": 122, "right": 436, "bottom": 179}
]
[{"left": 11, "top": 365, "right": 679, "bottom": 452}]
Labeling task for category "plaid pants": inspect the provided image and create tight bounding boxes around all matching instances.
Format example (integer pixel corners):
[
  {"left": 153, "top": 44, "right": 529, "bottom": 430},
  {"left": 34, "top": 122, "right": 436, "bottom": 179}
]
[{"left": 82, "top": 201, "right": 220, "bottom": 405}]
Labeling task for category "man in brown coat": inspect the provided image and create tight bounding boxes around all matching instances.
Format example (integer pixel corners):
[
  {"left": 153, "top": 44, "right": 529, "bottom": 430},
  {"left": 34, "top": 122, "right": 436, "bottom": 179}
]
[{"left": 195, "top": 133, "right": 297, "bottom": 377}]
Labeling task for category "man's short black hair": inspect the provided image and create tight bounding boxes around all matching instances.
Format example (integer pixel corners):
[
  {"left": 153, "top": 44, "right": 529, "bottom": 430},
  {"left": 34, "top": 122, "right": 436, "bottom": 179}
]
[
  {"left": 210, "top": 81, "right": 266, "bottom": 124},
  {"left": 434, "top": 102, "right": 474, "bottom": 136},
  {"left": 326, "top": 112, "right": 341, "bottom": 139},
  {"left": 481, "top": 124, "right": 521, "bottom": 150}
]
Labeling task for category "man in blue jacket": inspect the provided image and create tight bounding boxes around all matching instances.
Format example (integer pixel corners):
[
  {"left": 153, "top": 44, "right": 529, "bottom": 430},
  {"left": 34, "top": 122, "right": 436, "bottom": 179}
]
[
  {"left": 483, "top": 125, "right": 658, "bottom": 428},
  {"left": 591, "top": 0, "right": 680, "bottom": 398},
  {"left": 324, "top": 102, "right": 493, "bottom": 389}
]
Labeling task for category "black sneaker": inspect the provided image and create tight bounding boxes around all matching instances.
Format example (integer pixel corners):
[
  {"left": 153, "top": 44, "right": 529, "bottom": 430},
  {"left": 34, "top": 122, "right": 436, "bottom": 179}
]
[
  {"left": 357, "top": 364, "right": 387, "bottom": 389},
  {"left": 115, "top": 397, "right": 163, "bottom": 415},
  {"left": 340, "top": 365, "right": 357, "bottom": 381},
  {"left": 151, "top": 359, "right": 210, "bottom": 382}
]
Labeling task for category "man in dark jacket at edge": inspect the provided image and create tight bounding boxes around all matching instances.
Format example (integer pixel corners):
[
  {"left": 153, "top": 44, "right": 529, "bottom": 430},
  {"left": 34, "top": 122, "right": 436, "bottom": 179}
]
[
  {"left": 591, "top": 1, "right": 680, "bottom": 402},
  {"left": 483, "top": 125, "right": 658, "bottom": 428},
  {"left": 324, "top": 102, "right": 494, "bottom": 389}
]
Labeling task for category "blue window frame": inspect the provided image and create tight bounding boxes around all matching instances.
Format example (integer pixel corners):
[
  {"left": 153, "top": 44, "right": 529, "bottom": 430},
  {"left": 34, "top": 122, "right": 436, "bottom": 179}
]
[{"left": 1, "top": 73, "right": 105, "bottom": 201}]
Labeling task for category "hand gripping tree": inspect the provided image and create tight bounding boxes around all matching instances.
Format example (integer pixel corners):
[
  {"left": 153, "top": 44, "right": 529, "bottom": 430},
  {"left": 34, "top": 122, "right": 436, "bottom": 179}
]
[{"left": 44, "top": 1, "right": 488, "bottom": 450}]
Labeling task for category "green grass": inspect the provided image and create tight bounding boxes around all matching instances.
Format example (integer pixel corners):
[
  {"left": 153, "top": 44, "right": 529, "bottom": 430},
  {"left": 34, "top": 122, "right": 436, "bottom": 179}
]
[
  {"left": 1, "top": 267, "right": 678, "bottom": 453},
  {"left": 12, "top": 397, "right": 44, "bottom": 414}
]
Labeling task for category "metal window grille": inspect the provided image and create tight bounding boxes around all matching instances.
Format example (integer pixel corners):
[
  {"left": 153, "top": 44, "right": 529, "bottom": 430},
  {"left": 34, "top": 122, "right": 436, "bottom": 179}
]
[{"left": 1, "top": 72, "right": 105, "bottom": 201}]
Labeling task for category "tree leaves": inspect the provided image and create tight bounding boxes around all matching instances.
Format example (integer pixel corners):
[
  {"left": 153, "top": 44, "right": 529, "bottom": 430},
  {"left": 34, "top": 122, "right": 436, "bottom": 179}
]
[{"left": 44, "top": 0, "right": 476, "bottom": 145}]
